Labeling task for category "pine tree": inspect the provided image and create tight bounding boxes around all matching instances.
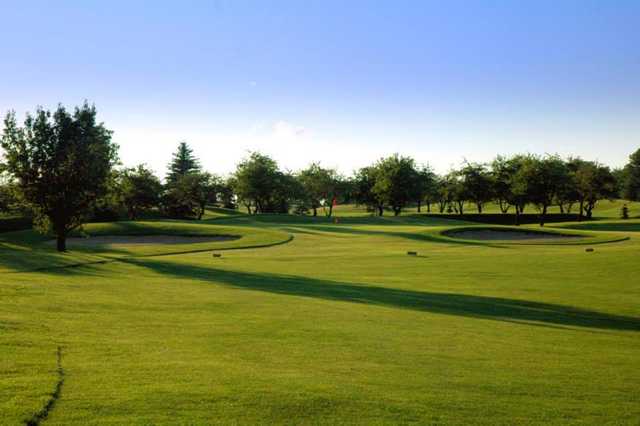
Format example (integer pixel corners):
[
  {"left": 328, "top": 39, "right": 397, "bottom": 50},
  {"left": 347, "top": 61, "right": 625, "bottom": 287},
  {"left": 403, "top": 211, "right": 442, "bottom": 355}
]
[{"left": 166, "top": 142, "right": 201, "bottom": 184}]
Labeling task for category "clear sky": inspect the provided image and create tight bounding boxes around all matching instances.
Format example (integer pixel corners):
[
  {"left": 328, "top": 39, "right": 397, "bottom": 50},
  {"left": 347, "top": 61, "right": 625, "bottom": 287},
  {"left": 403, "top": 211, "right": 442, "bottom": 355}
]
[{"left": 1, "top": 0, "right": 638, "bottom": 177}]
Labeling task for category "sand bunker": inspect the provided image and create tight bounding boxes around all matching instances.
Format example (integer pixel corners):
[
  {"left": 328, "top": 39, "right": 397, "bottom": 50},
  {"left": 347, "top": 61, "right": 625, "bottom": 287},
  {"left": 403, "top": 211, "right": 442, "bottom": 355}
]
[
  {"left": 445, "top": 229, "right": 584, "bottom": 241},
  {"left": 48, "top": 235, "right": 239, "bottom": 247}
]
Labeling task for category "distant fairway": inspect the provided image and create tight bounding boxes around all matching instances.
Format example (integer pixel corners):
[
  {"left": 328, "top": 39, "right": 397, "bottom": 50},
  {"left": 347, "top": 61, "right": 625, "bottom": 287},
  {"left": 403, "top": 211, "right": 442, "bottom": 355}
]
[{"left": 1, "top": 209, "right": 639, "bottom": 424}]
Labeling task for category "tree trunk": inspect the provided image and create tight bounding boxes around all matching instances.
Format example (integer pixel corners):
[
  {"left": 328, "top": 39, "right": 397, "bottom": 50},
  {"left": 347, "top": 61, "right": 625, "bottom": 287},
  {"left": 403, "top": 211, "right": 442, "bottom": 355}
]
[
  {"left": 56, "top": 234, "right": 67, "bottom": 252},
  {"left": 313, "top": 207, "right": 317, "bottom": 217},
  {"left": 586, "top": 201, "right": 595, "bottom": 219},
  {"left": 426, "top": 202, "right": 431, "bottom": 213},
  {"left": 328, "top": 204, "right": 334, "bottom": 217},
  {"left": 457, "top": 201, "right": 464, "bottom": 215},
  {"left": 578, "top": 199, "right": 584, "bottom": 221},
  {"left": 477, "top": 203, "right": 482, "bottom": 214},
  {"left": 559, "top": 203, "right": 565, "bottom": 214},
  {"left": 540, "top": 205, "right": 547, "bottom": 227},
  {"left": 394, "top": 207, "right": 401, "bottom": 216},
  {"left": 378, "top": 205, "right": 384, "bottom": 216},
  {"left": 515, "top": 208, "right": 520, "bottom": 226},
  {"left": 417, "top": 201, "right": 421, "bottom": 213}
]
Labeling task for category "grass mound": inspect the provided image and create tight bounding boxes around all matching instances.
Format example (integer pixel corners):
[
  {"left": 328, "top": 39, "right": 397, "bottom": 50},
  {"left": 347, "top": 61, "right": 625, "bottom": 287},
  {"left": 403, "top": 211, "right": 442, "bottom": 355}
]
[
  {"left": 0, "top": 221, "right": 292, "bottom": 273},
  {"left": 437, "top": 225, "right": 628, "bottom": 245},
  {"left": 444, "top": 228, "right": 584, "bottom": 241},
  {"left": 550, "top": 219, "right": 640, "bottom": 233}
]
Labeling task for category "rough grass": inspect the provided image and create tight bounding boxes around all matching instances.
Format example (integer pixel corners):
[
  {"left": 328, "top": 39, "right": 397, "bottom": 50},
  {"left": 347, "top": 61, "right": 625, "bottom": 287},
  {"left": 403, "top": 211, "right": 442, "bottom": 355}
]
[{"left": 1, "top": 213, "right": 639, "bottom": 424}]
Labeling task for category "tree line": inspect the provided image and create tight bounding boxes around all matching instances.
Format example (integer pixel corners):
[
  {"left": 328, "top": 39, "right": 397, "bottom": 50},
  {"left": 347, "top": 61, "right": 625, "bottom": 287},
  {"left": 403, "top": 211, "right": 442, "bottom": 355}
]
[{"left": 1, "top": 104, "right": 639, "bottom": 251}]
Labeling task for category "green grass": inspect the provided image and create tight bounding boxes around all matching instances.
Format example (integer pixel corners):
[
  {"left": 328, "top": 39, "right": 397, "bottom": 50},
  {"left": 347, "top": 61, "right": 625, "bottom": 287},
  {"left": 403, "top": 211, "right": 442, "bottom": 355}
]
[
  {"left": 0, "top": 221, "right": 290, "bottom": 273},
  {"left": 551, "top": 219, "right": 640, "bottom": 233},
  {"left": 1, "top": 214, "right": 639, "bottom": 424}
]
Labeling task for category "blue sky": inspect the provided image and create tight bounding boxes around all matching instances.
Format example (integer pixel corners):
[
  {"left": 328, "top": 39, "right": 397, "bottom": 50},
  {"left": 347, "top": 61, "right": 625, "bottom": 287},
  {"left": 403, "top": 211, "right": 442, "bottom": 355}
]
[{"left": 1, "top": 0, "right": 638, "bottom": 176}]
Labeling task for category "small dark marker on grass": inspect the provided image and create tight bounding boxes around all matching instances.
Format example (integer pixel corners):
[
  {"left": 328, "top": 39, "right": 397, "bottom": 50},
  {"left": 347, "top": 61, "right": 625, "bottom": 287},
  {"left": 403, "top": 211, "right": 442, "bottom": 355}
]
[
  {"left": 407, "top": 251, "right": 418, "bottom": 256},
  {"left": 212, "top": 253, "right": 222, "bottom": 258},
  {"left": 585, "top": 248, "right": 594, "bottom": 252}
]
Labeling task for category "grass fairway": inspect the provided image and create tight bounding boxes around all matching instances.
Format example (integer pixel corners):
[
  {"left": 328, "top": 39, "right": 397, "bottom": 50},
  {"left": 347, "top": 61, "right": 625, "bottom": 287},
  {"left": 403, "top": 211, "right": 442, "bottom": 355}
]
[{"left": 1, "top": 214, "right": 639, "bottom": 424}]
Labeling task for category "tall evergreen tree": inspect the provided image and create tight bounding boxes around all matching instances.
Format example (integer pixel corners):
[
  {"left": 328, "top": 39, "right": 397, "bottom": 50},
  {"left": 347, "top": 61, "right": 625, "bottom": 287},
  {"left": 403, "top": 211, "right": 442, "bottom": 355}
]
[{"left": 166, "top": 141, "right": 201, "bottom": 184}]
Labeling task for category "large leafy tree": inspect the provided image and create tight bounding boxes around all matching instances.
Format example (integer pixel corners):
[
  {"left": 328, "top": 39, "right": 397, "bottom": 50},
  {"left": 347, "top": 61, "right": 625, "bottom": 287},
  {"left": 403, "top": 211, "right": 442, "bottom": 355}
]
[
  {"left": 413, "top": 165, "right": 437, "bottom": 213},
  {"left": 459, "top": 162, "right": 493, "bottom": 214},
  {"left": 232, "top": 152, "right": 296, "bottom": 214},
  {"left": 445, "top": 171, "right": 468, "bottom": 215},
  {"left": 435, "top": 175, "right": 451, "bottom": 213},
  {"left": 218, "top": 177, "right": 237, "bottom": 209},
  {"left": 573, "top": 161, "right": 616, "bottom": 220},
  {"left": 91, "top": 170, "right": 126, "bottom": 222},
  {"left": 298, "top": 163, "right": 341, "bottom": 217},
  {"left": 354, "top": 166, "right": 384, "bottom": 216},
  {"left": 514, "top": 155, "right": 568, "bottom": 226},
  {"left": 1, "top": 103, "right": 118, "bottom": 251},
  {"left": 163, "top": 172, "right": 219, "bottom": 219},
  {"left": 555, "top": 157, "right": 581, "bottom": 214},
  {"left": 371, "top": 154, "right": 419, "bottom": 216},
  {"left": 166, "top": 141, "right": 201, "bottom": 185},
  {"left": 491, "top": 156, "right": 518, "bottom": 214},
  {"left": 622, "top": 148, "right": 640, "bottom": 201},
  {"left": 121, "top": 165, "right": 163, "bottom": 220}
]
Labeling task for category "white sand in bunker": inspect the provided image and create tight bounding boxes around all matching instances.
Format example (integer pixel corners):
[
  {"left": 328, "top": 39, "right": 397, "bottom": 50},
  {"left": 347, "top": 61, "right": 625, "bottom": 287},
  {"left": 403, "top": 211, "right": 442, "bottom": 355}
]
[
  {"left": 48, "top": 235, "right": 240, "bottom": 246},
  {"left": 445, "top": 229, "right": 584, "bottom": 241}
]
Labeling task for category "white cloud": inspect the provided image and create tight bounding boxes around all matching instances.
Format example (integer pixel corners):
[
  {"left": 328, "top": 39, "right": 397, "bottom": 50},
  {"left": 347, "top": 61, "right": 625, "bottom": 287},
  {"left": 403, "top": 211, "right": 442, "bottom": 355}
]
[{"left": 272, "top": 120, "right": 307, "bottom": 139}]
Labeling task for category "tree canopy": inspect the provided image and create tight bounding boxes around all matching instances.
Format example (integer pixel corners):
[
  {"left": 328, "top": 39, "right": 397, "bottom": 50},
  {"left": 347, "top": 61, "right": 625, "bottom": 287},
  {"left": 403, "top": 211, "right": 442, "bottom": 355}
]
[
  {"left": 121, "top": 165, "right": 163, "bottom": 220},
  {"left": 1, "top": 103, "right": 118, "bottom": 251},
  {"left": 623, "top": 148, "right": 640, "bottom": 201}
]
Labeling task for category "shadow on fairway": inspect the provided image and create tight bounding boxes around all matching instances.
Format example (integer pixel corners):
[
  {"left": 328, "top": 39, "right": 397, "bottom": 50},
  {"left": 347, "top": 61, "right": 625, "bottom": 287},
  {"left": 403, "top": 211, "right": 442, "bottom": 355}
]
[{"left": 126, "top": 258, "right": 640, "bottom": 332}]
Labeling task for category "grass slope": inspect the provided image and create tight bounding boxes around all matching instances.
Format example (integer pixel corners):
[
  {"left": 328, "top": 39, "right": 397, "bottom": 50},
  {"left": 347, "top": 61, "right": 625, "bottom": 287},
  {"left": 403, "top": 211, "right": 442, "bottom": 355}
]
[{"left": 1, "top": 214, "right": 639, "bottom": 424}]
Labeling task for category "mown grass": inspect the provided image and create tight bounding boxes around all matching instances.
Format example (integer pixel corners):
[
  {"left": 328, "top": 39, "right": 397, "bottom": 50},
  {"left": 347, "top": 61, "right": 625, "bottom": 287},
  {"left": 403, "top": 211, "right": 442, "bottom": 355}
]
[
  {"left": 1, "top": 213, "right": 639, "bottom": 424},
  {"left": 0, "top": 221, "right": 290, "bottom": 273},
  {"left": 552, "top": 219, "right": 640, "bottom": 233}
]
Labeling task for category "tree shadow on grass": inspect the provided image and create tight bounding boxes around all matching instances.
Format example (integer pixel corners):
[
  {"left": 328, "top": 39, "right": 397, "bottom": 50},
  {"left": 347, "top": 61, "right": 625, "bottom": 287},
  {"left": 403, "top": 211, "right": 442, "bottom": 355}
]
[{"left": 125, "top": 258, "right": 640, "bottom": 332}]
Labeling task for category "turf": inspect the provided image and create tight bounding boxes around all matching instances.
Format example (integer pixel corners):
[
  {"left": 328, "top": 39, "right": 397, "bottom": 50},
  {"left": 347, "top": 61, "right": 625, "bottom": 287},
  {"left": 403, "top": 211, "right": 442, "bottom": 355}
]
[{"left": 1, "top": 211, "right": 639, "bottom": 424}]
